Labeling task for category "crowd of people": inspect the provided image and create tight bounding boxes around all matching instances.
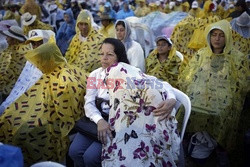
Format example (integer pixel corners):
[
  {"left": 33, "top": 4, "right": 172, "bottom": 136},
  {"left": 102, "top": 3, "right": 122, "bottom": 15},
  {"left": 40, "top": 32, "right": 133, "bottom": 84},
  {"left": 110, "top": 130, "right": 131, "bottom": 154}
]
[{"left": 0, "top": 0, "right": 249, "bottom": 166}]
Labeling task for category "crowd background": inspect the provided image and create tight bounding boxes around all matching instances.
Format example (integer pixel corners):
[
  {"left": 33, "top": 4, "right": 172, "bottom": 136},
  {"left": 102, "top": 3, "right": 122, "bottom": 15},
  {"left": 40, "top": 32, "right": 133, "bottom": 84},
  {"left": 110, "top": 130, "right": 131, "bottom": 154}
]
[{"left": 0, "top": 0, "right": 249, "bottom": 166}]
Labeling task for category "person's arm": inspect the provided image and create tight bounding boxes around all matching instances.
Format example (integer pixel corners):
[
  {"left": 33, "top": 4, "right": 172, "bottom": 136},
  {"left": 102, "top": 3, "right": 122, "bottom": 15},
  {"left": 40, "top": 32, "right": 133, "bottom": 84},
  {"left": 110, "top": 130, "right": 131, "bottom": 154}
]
[
  {"left": 143, "top": 74, "right": 176, "bottom": 121},
  {"left": 84, "top": 70, "right": 103, "bottom": 124},
  {"left": 84, "top": 69, "right": 114, "bottom": 144}
]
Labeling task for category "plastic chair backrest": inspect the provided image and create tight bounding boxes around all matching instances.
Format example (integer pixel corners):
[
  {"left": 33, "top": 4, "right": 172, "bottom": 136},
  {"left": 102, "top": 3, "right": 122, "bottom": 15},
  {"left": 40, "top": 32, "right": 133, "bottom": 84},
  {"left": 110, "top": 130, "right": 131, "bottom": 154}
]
[
  {"left": 31, "top": 161, "right": 65, "bottom": 167},
  {"left": 173, "top": 88, "right": 191, "bottom": 141},
  {"left": 176, "top": 51, "right": 184, "bottom": 62}
]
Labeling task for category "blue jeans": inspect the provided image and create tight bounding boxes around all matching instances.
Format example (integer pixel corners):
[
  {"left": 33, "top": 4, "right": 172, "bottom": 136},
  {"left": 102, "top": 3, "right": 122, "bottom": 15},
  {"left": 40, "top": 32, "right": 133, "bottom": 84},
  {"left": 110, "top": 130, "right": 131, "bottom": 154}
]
[{"left": 69, "top": 133, "right": 102, "bottom": 167}]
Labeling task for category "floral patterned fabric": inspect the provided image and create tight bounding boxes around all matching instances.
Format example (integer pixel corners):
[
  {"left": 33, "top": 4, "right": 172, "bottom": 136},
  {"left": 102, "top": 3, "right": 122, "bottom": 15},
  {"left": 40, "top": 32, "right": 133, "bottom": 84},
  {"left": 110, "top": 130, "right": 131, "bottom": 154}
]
[{"left": 102, "top": 63, "right": 180, "bottom": 167}]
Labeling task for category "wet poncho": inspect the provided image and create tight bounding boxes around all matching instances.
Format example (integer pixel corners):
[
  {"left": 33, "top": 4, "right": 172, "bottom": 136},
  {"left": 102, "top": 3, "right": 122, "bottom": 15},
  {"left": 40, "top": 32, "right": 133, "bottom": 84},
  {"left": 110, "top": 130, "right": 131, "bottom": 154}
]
[
  {"left": 65, "top": 10, "right": 104, "bottom": 74},
  {"left": 0, "top": 40, "right": 86, "bottom": 165},
  {"left": 20, "top": 0, "right": 42, "bottom": 20},
  {"left": 134, "top": 3, "right": 150, "bottom": 17},
  {"left": 0, "top": 43, "right": 30, "bottom": 96},
  {"left": 23, "top": 20, "right": 53, "bottom": 35},
  {"left": 171, "top": 15, "right": 220, "bottom": 63},
  {"left": 99, "top": 22, "right": 116, "bottom": 38},
  {"left": 178, "top": 20, "right": 249, "bottom": 151},
  {"left": 56, "top": 9, "right": 76, "bottom": 55},
  {"left": 146, "top": 47, "right": 183, "bottom": 88},
  {"left": 101, "top": 62, "right": 180, "bottom": 167}
]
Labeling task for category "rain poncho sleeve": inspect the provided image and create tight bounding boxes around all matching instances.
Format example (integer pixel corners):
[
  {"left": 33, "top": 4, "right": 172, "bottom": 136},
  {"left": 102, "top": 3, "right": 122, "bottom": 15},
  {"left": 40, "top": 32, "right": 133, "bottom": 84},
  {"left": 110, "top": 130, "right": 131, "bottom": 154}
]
[
  {"left": 146, "top": 47, "right": 182, "bottom": 88},
  {"left": 177, "top": 20, "right": 249, "bottom": 151},
  {"left": 65, "top": 10, "right": 104, "bottom": 74},
  {"left": 101, "top": 62, "right": 180, "bottom": 167},
  {"left": 0, "top": 40, "right": 86, "bottom": 165},
  {"left": 0, "top": 44, "right": 30, "bottom": 96}
]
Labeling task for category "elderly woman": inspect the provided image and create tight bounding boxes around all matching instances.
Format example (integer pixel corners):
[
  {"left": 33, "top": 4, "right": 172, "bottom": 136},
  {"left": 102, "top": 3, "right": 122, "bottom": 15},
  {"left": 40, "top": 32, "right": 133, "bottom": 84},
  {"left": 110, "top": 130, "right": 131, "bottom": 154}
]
[
  {"left": 0, "top": 38, "right": 86, "bottom": 165},
  {"left": 0, "top": 25, "right": 30, "bottom": 101},
  {"left": 115, "top": 19, "right": 145, "bottom": 72},
  {"left": 69, "top": 38, "right": 180, "bottom": 167}
]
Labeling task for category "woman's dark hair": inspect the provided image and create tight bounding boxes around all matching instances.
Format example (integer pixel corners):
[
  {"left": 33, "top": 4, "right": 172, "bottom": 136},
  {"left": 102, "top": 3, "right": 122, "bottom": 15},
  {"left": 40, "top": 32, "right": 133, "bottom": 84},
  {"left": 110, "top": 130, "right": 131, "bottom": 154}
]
[
  {"left": 102, "top": 38, "right": 130, "bottom": 64},
  {"left": 115, "top": 20, "right": 125, "bottom": 28}
]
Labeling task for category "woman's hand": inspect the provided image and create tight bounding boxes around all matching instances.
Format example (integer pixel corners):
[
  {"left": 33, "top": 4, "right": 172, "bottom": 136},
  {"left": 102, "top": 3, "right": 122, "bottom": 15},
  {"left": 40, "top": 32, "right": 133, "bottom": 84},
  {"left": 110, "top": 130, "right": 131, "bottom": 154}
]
[
  {"left": 97, "top": 119, "right": 114, "bottom": 145},
  {"left": 153, "top": 98, "right": 176, "bottom": 121}
]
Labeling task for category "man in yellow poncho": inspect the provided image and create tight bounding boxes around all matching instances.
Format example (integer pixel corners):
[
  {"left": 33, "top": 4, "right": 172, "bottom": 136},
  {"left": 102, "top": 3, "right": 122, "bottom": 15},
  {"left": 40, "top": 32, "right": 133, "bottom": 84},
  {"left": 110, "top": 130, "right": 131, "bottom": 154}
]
[
  {"left": 22, "top": 12, "right": 53, "bottom": 35},
  {"left": 146, "top": 35, "right": 183, "bottom": 88},
  {"left": 178, "top": 20, "right": 249, "bottom": 163},
  {"left": 98, "top": 12, "right": 116, "bottom": 38},
  {"left": 65, "top": 10, "right": 105, "bottom": 74},
  {"left": 0, "top": 25, "right": 30, "bottom": 101},
  {"left": 0, "top": 38, "right": 86, "bottom": 166},
  {"left": 134, "top": 0, "right": 150, "bottom": 17}
]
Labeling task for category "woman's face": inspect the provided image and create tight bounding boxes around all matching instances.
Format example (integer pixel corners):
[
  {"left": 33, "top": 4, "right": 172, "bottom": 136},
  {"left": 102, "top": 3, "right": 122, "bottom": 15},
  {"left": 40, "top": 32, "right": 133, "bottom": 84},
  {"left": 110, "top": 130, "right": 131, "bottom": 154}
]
[
  {"left": 116, "top": 24, "right": 126, "bottom": 41},
  {"left": 100, "top": 43, "right": 118, "bottom": 69}
]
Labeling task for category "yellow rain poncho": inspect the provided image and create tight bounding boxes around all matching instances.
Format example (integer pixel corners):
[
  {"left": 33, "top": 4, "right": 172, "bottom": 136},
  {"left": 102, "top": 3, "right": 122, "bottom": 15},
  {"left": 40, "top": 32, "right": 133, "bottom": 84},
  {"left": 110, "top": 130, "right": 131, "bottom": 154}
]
[
  {"left": 198, "top": 0, "right": 217, "bottom": 18},
  {"left": 0, "top": 43, "right": 30, "bottom": 96},
  {"left": 134, "top": 1, "right": 150, "bottom": 17},
  {"left": 3, "top": 10, "right": 15, "bottom": 20},
  {"left": 20, "top": 0, "right": 42, "bottom": 20},
  {"left": 178, "top": 20, "right": 249, "bottom": 151},
  {"left": 171, "top": 15, "right": 220, "bottom": 63},
  {"left": 146, "top": 47, "right": 182, "bottom": 88},
  {"left": 231, "top": 30, "right": 250, "bottom": 56},
  {"left": 99, "top": 22, "right": 116, "bottom": 38},
  {"left": 188, "top": 7, "right": 202, "bottom": 18},
  {"left": 65, "top": 10, "right": 104, "bottom": 74},
  {"left": 23, "top": 20, "right": 53, "bottom": 35},
  {"left": 181, "top": 2, "right": 190, "bottom": 12},
  {"left": 0, "top": 40, "right": 86, "bottom": 165}
]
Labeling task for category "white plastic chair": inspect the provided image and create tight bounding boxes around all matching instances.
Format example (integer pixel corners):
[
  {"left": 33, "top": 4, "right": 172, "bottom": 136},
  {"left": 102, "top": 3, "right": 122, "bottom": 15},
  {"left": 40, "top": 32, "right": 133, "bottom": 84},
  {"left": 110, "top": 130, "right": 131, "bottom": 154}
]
[
  {"left": 173, "top": 88, "right": 191, "bottom": 142},
  {"left": 176, "top": 51, "right": 184, "bottom": 62},
  {"left": 31, "top": 161, "right": 65, "bottom": 167}
]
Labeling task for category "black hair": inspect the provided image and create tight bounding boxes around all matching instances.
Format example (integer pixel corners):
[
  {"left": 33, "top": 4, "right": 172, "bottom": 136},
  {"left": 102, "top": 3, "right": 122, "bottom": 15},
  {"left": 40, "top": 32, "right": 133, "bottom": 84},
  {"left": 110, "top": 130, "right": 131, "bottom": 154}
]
[
  {"left": 115, "top": 20, "right": 125, "bottom": 28},
  {"left": 102, "top": 38, "right": 130, "bottom": 64}
]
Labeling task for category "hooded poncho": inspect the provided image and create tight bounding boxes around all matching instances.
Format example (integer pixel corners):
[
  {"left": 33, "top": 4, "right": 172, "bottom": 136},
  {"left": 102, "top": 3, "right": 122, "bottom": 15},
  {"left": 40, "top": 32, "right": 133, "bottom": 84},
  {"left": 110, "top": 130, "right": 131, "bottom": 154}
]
[
  {"left": 0, "top": 39, "right": 86, "bottom": 165},
  {"left": 178, "top": 20, "right": 249, "bottom": 151},
  {"left": 65, "top": 10, "right": 105, "bottom": 74},
  {"left": 0, "top": 42, "right": 30, "bottom": 96}
]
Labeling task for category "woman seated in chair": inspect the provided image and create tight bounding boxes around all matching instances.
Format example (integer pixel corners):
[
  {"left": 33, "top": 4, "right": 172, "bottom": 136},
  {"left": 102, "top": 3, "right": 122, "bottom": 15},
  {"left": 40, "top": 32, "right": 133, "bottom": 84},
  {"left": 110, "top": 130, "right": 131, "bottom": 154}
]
[{"left": 69, "top": 38, "right": 180, "bottom": 167}]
